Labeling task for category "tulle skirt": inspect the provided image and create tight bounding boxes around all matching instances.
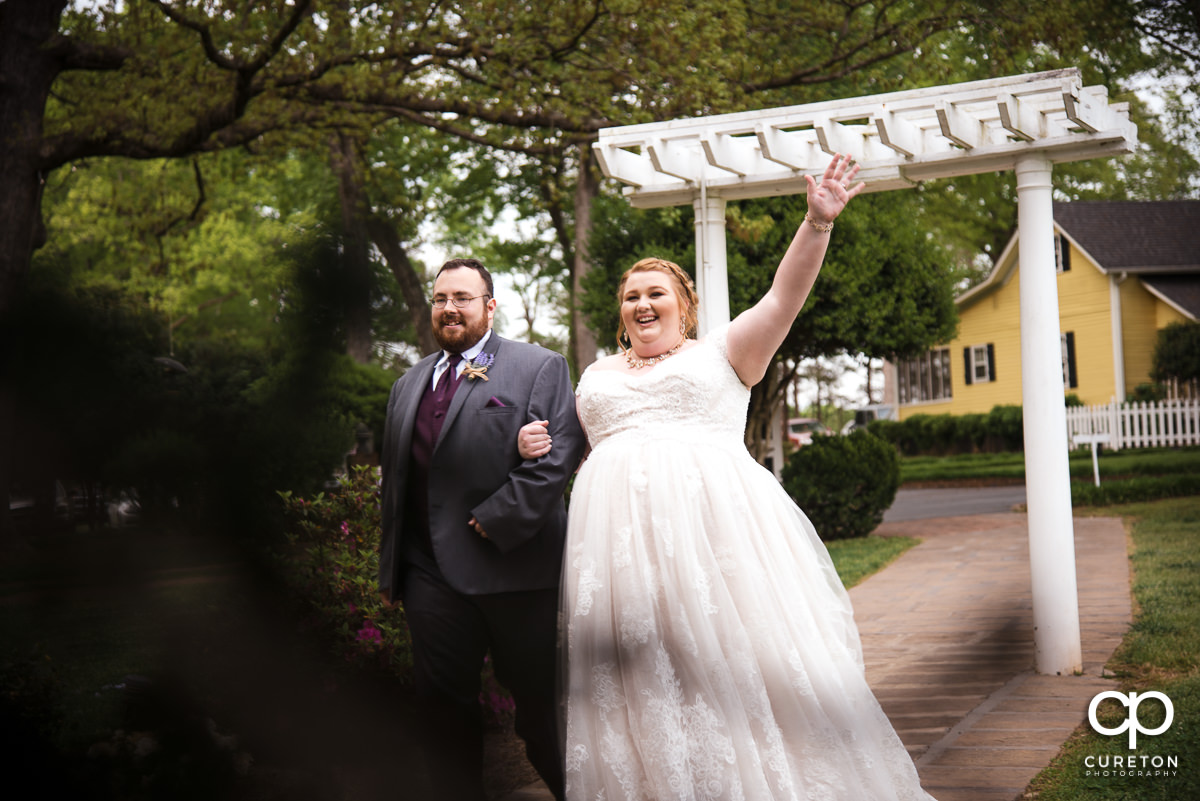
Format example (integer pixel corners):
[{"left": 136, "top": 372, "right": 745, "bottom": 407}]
[{"left": 561, "top": 431, "right": 936, "bottom": 801}]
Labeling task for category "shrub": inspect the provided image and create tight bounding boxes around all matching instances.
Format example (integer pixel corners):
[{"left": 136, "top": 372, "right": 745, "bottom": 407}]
[
  {"left": 782, "top": 430, "right": 901, "bottom": 540},
  {"left": 277, "top": 467, "right": 516, "bottom": 723},
  {"left": 868, "top": 404, "right": 1026, "bottom": 456},
  {"left": 984, "top": 405, "right": 1024, "bottom": 451},
  {"left": 866, "top": 418, "right": 905, "bottom": 452},
  {"left": 1071, "top": 474, "right": 1200, "bottom": 507},
  {"left": 955, "top": 412, "right": 988, "bottom": 452},
  {"left": 277, "top": 466, "right": 413, "bottom": 679},
  {"left": 1129, "top": 382, "right": 1167, "bottom": 402},
  {"left": 1151, "top": 320, "right": 1200, "bottom": 384}
]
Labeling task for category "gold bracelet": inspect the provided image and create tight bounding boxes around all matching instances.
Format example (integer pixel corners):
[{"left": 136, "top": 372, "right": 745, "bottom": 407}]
[{"left": 805, "top": 211, "right": 834, "bottom": 233}]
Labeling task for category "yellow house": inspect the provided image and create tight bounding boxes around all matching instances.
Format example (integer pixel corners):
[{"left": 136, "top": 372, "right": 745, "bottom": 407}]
[{"left": 887, "top": 201, "right": 1200, "bottom": 420}]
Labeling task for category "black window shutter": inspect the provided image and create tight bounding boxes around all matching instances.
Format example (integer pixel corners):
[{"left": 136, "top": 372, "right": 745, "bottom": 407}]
[
  {"left": 1061, "top": 238, "right": 1071, "bottom": 272},
  {"left": 987, "top": 343, "right": 996, "bottom": 382},
  {"left": 1065, "top": 332, "right": 1077, "bottom": 388},
  {"left": 963, "top": 347, "right": 972, "bottom": 386}
]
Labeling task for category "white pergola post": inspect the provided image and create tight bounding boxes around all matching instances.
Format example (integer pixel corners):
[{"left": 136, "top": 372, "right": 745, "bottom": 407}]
[
  {"left": 1016, "top": 155, "right": 1083, "bottom": 675},
  {"left": 693, "top": 192, "right": 730, "bottom": 335}
]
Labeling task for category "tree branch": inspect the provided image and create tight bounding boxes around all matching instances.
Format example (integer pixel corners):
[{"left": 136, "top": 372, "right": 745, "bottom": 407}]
[
  {"left": 153, "top": 157, "right": 207, "bottom": 238},
  {"left": 370, "top": 106, "right": 563, "bottom": 157},
  {"left": 744, "top": 15, "right": 953, "bottom": 91},
  {"left": 297, "top": 82, "right": 607, "bottom": 134},
  {"left": 148, "top": 0, "right": 240, "bottom": 71},
  {"left": 43, "top": 35, "right": 130, "bottom": 71},
  {"left": 246, "top": 0, "right": 315, "bottom": 74},
  {"left": 365, "top": 215, "right": 436, "bottom": 355}
]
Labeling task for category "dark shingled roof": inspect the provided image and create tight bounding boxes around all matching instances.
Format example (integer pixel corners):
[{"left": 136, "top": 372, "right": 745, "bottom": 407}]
[
  {"left": 1141, "top": 275, "right": 1200, "bottom": 319},
  {"left": 1053, "top": 200, "right": 1200, "bottom": 274}
]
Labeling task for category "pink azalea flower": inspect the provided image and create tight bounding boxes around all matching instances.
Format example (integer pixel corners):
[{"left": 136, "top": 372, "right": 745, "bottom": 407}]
[{"left": 356, "top": 621, "right": 383, "bottom": 645}]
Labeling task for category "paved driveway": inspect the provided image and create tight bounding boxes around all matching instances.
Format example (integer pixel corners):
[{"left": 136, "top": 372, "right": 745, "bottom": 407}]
[{"left": 884, "top": 485, "right": 1028, "bottom": 522}]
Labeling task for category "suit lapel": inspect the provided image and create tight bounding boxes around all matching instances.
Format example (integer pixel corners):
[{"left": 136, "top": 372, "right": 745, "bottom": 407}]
[
  {"left": 397, "top": 355, "right": 439, "bottom": 451},
  {"left": 436, "top": 334, "right": 502, "bottom": 450}
]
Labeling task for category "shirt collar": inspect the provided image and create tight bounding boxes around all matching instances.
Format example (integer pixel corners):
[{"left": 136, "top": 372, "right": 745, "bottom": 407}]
[{"left": 438, "top": 328, "right": 492, "bottom": 371}]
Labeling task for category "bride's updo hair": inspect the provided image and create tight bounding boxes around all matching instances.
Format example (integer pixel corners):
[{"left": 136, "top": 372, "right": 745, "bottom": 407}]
[{"left": 615, "top": 257, "right": 700, "bottom": 348}]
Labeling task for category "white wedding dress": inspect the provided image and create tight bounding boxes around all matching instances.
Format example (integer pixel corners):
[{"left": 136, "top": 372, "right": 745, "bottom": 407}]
[{"left": 562, "top": 325, "right": 936, "bottom": 801}]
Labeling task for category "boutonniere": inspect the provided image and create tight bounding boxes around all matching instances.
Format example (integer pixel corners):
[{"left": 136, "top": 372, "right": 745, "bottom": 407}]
[{"left": 463, "top": 352, "right": 494, "bottom": 381}]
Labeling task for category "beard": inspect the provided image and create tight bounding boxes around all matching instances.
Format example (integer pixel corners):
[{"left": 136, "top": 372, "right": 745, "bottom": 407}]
[{"left": 433, "top": 310, "right": 490, "bottom": 354}]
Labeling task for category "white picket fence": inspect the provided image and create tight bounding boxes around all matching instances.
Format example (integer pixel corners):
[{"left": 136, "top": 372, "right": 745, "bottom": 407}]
[{"left": 1065, "top": 398, "right": 1200, "bottom": 451}]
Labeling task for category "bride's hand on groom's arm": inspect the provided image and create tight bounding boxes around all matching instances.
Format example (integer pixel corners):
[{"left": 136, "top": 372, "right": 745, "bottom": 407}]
[
  {"left": 518, "top": 419, "right": 553, "bottom": 460},
  {"left": 469, "top": 516, "right": 489, "bottom": 539}
]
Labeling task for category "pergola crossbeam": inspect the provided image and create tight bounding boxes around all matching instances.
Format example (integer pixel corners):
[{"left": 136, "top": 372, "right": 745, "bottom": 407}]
[
  {"left": 998, "top": 93, "right": 1038, "bottom": 142},
  {"left": 594, "top": 68, "right": 1136, "bottom": 209},
  {"left": 874, "top": 109, "right": 922, "bottom": 157}
]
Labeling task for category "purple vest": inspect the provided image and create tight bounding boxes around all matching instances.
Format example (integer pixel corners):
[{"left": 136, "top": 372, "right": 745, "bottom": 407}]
[{"left": 405, "top": 357, "right": 464, "bottom": 557}]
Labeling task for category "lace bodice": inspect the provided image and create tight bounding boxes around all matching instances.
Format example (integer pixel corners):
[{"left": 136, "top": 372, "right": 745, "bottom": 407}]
[{"left": 576, "top": 325, "right": 750, "bottom": 450}]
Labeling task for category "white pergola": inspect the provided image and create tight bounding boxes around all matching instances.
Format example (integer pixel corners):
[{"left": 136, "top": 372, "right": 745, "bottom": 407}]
[{"left": 593, "top": 68, "right": 1138, "bottom": 677}]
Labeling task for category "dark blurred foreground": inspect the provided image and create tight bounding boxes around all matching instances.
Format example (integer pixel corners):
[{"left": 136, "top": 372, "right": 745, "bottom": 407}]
[{"left": 0, "top": 525, "right": 444, "bottom": 801}]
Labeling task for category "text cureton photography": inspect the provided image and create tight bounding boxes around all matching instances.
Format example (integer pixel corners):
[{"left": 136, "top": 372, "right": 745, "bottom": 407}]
[
  {"left": 1083, "top": 754, "right": 1180, "bottom": 778},
  {"left": 1082, "top": 690, "right": 1182, "bottom": 782}
]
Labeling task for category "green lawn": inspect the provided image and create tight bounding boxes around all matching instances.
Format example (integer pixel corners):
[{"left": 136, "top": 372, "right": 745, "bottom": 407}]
[
  {"left": 901, "top": 450, "right": 1029, "bottom": 482},
  {"left": 826, "top": 534, "right": 920, "bottom": 588},
  {"left": 898, "top": 446, "right": 1200, "bottom": 507},
  {"left": 899, "top": 445, "right": 1200, "bottom": 484},
  {"left": 1025, "top": 496, "right": 1200, "bottom": 801}
]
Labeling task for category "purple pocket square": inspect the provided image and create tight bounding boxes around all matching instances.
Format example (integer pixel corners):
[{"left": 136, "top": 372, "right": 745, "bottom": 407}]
[{"left": 486, "top": 396, "right": 507, "bottom": 408}]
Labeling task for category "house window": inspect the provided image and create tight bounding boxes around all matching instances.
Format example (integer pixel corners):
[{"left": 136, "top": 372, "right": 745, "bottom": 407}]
[
  {"left": 963, "top": 343, "right": 996, "bottom": 385},
  {"left": 898, "top": 348, "right": 953, "bottom": 404},
  {"left": 1062, "top": 331, "right": 1078, "bottom": 389},
  {"left": 1055, "top": 233, "right": 1071, "bottom": 273}
]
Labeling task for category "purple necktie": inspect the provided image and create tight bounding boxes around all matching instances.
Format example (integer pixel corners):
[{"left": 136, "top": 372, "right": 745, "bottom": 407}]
[{"left": 435, "top": 353, "right": 463, "bottom": 398}]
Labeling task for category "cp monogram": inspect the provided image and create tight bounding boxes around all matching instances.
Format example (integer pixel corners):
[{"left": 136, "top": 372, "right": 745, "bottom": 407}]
[{"left": 1088, "top": 690, "right": 1174, "bottom": 749}]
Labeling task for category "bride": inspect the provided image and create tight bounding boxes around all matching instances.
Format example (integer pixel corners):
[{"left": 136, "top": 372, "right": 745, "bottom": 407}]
[{"left": 520, "top": 154, "right": 936, "bottom": 801}]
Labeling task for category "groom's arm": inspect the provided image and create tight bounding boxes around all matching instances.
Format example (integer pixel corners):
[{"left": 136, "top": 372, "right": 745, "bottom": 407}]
[{"left": 470, "top": 352, "right": 585, "bottom": 554}]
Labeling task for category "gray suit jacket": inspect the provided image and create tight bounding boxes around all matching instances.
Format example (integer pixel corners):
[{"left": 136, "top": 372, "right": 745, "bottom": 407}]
[{"left": 379, "top": 333, "right": 586, "bottom": 598}]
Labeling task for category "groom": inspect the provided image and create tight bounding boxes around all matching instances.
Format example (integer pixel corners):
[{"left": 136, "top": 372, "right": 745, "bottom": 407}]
[{"left": 379, "top": 258, "right": 585, "bottom": 801}]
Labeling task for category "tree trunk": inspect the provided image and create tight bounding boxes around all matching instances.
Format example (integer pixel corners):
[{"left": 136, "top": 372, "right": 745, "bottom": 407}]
[
  {"left": 863, "top": 355, "right": 875, "bottom": 405},
  {"left": 571, "top": 142, "right": 600, "bottom": 374},
  {"left": 0, "top": 0, "right": 68, "bottom": 545},
  {"left": 365, "top": 216, "right": 436, "bottom": 356},
  {"left": 746, "top": 360, "right": 789, "bottom": 463},
  {"left": 331, "top": 132, "right": 374, "bottom": 364}
]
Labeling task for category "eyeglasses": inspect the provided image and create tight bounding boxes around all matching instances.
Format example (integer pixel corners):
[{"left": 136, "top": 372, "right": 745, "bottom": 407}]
[{"left": 430, "top": 294, "right": 490, "bottom": 309}]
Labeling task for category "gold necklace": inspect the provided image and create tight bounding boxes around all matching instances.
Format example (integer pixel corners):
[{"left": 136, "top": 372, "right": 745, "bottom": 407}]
[{"left": 625, "top": 338, "right": 686, "bottom": 369}]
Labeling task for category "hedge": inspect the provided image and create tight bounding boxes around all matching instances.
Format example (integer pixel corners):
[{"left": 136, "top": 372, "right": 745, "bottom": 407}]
[
  {"left": 869, "top": 404, "right": 1024, "bottom": 456},
  {"left": 1071, "top": 474, "right": 1200, "bottom": 507},
  {"left": 782, "top": 430, "right": 901, "bottom": 540}
]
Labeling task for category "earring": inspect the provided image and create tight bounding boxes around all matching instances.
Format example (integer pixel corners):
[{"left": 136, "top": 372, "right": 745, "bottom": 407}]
[
  {"left": 619, "top": 330, "right": 631, "bottom": 349},
  {"left": 679, "top": 320, "right": 687, "bottom": 337}
]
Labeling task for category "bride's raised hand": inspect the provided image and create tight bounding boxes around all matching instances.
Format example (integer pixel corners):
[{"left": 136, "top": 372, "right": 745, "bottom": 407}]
[
  {"left": 804, "top": 153, "right": 865, "bottom": 228},
  {"left": 518, "top": 420, "right": 553, "bottom": 460}
]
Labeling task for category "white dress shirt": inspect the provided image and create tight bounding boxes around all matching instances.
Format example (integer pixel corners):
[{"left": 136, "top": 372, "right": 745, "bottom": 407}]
[{"left": 430, "top": 329, "right": 493, "bottom": 392}]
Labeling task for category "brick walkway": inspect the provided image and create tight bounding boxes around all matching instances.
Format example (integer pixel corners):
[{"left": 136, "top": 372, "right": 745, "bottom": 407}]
[
  {"left": 861, "top": 513, "right": 1130, "bottom": 800},
  {"left": 501, "top": 512, "right": 1132, "bottom": 801}
]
